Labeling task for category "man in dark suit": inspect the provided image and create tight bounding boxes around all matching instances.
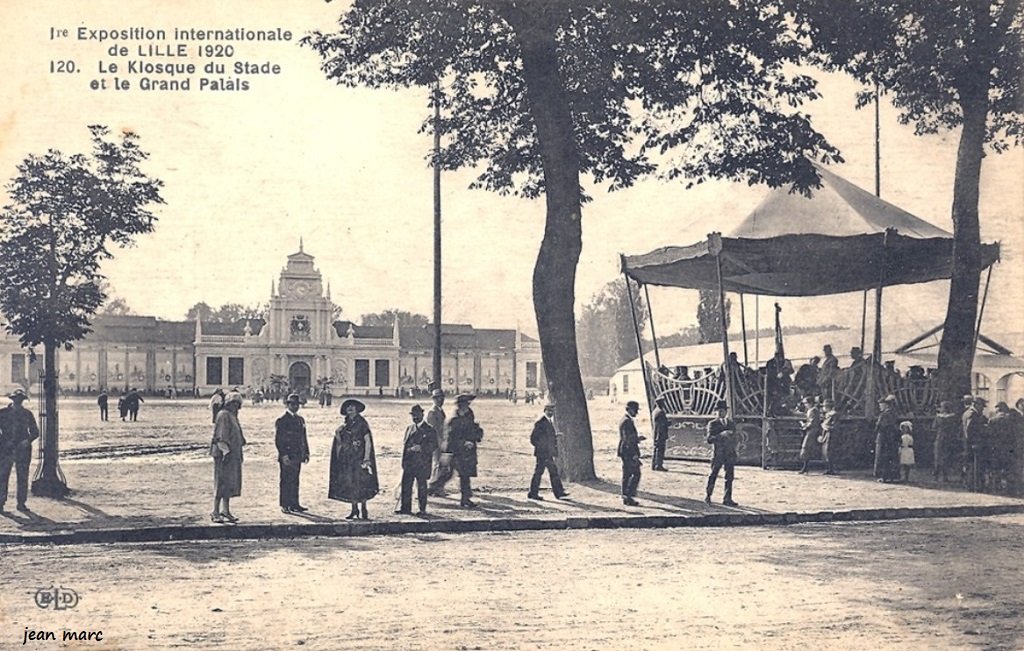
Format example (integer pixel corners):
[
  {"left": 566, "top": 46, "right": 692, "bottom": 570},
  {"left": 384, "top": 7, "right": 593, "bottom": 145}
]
[
  {"left": 651, "top": 397, "right": 669, "bottom": 471},
  {"left": 275, "top": 393, "right": 309, "bottom": 513},
  {"left": 962, "top": 395, "right": 989, "bottom": 491},
  {"left": 397, "top": 404, "right": 438, "bottom": 515},
  {"left": 0, "top": 389, "right": 40, "bottom": 513},
  {"left": 705, "top": 400, "right": 738, "bottom": 506},
  {"left": 528, "top": 403, "right": 568, "bottom": 500},
  {"left": 618, "top": 401, "right": 645, "bottom": 506},
  {"left": 97, "top": 390, "right": 109, "bottom": 421}
]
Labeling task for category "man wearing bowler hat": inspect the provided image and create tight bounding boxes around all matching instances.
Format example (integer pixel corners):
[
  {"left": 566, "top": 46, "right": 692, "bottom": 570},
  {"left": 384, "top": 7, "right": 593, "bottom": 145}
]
[
  {"left": 618, "top": 400, "right": 645, "bottom": 506},
  {"left": 705, "top": 400, "right": 738, "bottom": 506},
  {"left": 0, "top": 389, "right": 40, "bottom": 512},
  {"left": 397, "top": 405, "right": 439, "bottom": 515},
  {"left": 275, "top": 393, "right": 309, "bottom": 513},
  {"left": 446, "top": 393, "right": 484, "bottom": 507}
]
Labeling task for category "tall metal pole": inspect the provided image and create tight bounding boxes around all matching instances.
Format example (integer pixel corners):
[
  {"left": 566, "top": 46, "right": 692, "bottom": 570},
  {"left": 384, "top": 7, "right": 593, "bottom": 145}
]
[
  {"left": 739, "top": 293, "right": 749, "bottom": 366},
  {"left": 874, "top": 80, "right": 881, "bottom": 198},
  {"left": 432, "top": 83, "right": 443, "bottom": 393},
  {"left": 621, "top": 260, "right": 652, "bottom": 411},
  {"left": 643, "top": 283, "right": 662, "bottom": 369},
  {"left": 710, "top": 234, "right": 735, "bottom": 414}
]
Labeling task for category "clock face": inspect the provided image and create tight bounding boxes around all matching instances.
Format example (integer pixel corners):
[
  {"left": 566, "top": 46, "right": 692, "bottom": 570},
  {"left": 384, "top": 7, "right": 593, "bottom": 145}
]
[{"left": 293, "top": 280, "right": 310, "bottom": 297}]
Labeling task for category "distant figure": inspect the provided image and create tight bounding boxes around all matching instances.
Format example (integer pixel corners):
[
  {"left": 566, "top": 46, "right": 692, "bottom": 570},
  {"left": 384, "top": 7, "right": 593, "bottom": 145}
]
[
  {"left": 962, "top": 396, "right": 989, "bottom": 491},
  {"left": 210, "top": 388, "right": 225, "bottom": 424},
  {"left": 329, "top": 399, "right": 379, "bottom": 520},
  {"left": 794, "top": 357, "right": 820, "bottom": 398},
  {"left": 987, "top": 401, "right": 1022, "bottom": 493},
  {"left": 899, "top": 421, "right": 915, "bottom": 482},
  {"left": 446, "top": 394, "right": 484, "bottom": 508},
  {"left": 527, "top": 402, "right": 568, "bottom": 500},
  {"left": 651, "top": 397, "right": 669, "bottom": 471},
  {"left": 117, "top": 394, "right": 128, "bottom": 421},
  {"left": 396, "top": 404, "right": 438, "bottom": 515},
  {"left": 97, "top": 390, "right": 109, "bottom": 422},
  {"left": 0, "top": 390, "right": 40, "bottom": 513},
  {"left": 765, "top": 351, "right": 794, "bottom": 416},
  {"left": 210, "top": 391, "right": 246, "bottom": 524},
  {"left": 819, "top": 398, "right": 839, "bottom": 475},
  {"left": 125, "top": 388, "right": 144, "bottom": 422},
  {"left": 275, "top": 393, "right": 309, "bottom": 514},
  {"left": 818, "top": 345, "right": 839, "bottom": 396},
  {"left": 931, "top": 400, "right": 959, "bottom": 482},
  {"left": 705, "top": 400, "right": 738, "bottom": 506},
  {"left": 873, "top": 395, "right": 900, "bottom": 483},
  {"left": 797, "top": 396, "right": 822, "bottom": 474},
  {"left": 618, "top": 401, "right": 644, "bottom": 506}
]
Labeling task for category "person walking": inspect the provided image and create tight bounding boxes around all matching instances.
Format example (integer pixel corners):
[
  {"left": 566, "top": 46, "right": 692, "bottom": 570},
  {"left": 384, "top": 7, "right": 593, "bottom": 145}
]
[
  {"left": 210, "top": 391, "right": 246, "bottom": 523},
  {"left": 797, "top": 396, "right": 822, "bottom": 474},
  {"left": 931, "top": 400, "right": 959, "bottom": 482},
  {"left": 97, "top": 390, "right": 109, "bottom": 422},
  {"left": 899, "top": 421, "right": 916, "bottom": 482},
  {"left": 618, "top": 401, "right": 644, "bottom": 506},
  {"left": 328, "top": 399, "right": 379, "bottom": 519},
  {"left": 873, "top": 395, "right": 901, "bottom": 483},
  {"left": 125, "top": 388, "right": 144, "bottom": 422},
  {"left": 117, "top": 394, "right": 128, "bottom": 421},
  {"left": 527, "top": 402, "right": 568, "bottom": 500},
  {"left": 705, "top": 400, "right": 738, "bottom": 506},
  {"left": 446, "top": 394, "right": 484, "bottom": 508},
  {"left": 210, "top": 388, "right": 225, "bottom": 424},
  {"left": 819, "top": 398, "right": 839, "bottom": 475},
  {"left": 426, "top": 389, "right": 451, "bottom": 496},
  {"left": 396, "top": 404, "right": 438, "bottom": 515},
  {"left": 651, "top": 397, "right": 669, "bottom": 471},
  {"left": 0, "top": 390, "right": 40, "bottom": 513},
  {"left": 275, "top": 393, "right": 309, "bottom": 514}
]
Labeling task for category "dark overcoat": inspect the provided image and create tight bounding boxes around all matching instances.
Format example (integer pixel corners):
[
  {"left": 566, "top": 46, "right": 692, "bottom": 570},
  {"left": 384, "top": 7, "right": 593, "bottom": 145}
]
[
  {"left": 446, "top": 410, "right": 483, "bottom": 477},
  {"left": 402, "top": 421, "right": 439, "bottom": 479},
  {"left": 328, "top": 414, "right": 379, "bottom": 502}
]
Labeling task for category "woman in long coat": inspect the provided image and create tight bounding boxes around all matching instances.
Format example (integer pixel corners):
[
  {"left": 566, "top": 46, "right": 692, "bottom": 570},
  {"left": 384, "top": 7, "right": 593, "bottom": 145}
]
[
  {"left": 211, "top": 391, "right": 246, "bottom": 523},
  {"left": 931, "top": 400, "right": 959, "bottom": 482},
  {"left": 328, "top": 399, "right": 379, "bottom": 519},
  {"left": 873, "top": 395, "right": 901, "bottom": 482}
]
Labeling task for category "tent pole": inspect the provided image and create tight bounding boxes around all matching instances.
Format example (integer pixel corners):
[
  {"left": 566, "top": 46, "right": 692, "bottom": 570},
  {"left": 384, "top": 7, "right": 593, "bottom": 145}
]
[
  {"left": 860, "top": 290, "right": 868, "bottom": 352},
  {"left": 755, "top": 295, "right": 760, "bottom": 368},
  {"left": 710, "top": 233, "right": 736, "bottom": 414},
  {"left": 621, "top": 260, "right": 653, "bottom": 413},
  {"left": 740, "top": 293, "right": 749, "bottom": 366},
  {"left": 643, "top": 283, "right": 662, "bottom": 370},
  {"left": 972, "top": 264, "right": 994, "bottom": 357}
]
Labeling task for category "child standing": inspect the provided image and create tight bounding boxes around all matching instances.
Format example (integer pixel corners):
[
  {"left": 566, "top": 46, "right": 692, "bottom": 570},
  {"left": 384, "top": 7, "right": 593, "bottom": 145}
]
[{"left": 899, "top": 421, "right": 915, "bottom": 482}]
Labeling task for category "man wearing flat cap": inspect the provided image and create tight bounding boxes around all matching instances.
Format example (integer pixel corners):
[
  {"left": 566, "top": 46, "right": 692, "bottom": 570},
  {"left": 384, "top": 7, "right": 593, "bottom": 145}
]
[
  {"left": 446, "top": 393, "right": 484, "bottom": 507},
  {"left": 705, "top": 400, "right": 738, "bottom": 506},
  {"left": 618, "top": 401, "right": 645, "bottom": 506},
  {"left": 397, "top": 405, "right": 439, "bottom": 515},
  {"left": 275, "top": 393, "right": 309, "bottom": 514},
  {"left": 0, "top": 389, "right": 40, "bottom": 512}
]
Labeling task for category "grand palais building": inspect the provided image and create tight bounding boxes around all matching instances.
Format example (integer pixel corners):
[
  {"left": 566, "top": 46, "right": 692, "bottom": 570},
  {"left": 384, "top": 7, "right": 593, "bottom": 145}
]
[{"left": 0, "top": 248, "right": 543, "bottom": 397}]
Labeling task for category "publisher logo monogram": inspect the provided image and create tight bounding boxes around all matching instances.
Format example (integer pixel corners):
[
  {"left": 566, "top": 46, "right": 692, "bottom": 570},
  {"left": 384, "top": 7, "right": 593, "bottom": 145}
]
[{"left": 34, "top": 586, "right": 79, "bottom": 610}]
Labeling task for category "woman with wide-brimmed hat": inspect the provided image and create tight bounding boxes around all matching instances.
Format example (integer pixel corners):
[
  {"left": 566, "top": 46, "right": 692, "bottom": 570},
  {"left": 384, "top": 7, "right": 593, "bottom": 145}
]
[
  {"left": 328, "top": 398, "right": 379, "bottom": 519},
  {"left": 210, "top": 391, "right": 246, "bottom": 523}
]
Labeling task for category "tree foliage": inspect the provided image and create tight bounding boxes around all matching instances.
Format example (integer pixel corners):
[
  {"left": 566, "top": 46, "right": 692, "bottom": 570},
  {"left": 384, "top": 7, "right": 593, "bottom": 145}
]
[
  {"left": 0, "top": 126, "right": 163, "bottom": 350},
  {"left": 186, "top": 302, "right": 267, "bottom": 323},
  {"left": 696, "top": 288, "right": 732, "bottom": 344},
  {"left": 360, "top": 309, "right": 430, "bottom": 327},
  {"left": 577, "top": 278, "right": 648, "bottom": 377}
]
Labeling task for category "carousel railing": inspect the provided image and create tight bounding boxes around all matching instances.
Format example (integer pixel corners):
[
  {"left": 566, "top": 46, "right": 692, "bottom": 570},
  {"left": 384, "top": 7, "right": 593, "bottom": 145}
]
[
  {"left": 646, "top": 362, "right": 765, "bottom": 417},
  {"left": 821, "top": 362, "right": 941, "bottom": 418}
]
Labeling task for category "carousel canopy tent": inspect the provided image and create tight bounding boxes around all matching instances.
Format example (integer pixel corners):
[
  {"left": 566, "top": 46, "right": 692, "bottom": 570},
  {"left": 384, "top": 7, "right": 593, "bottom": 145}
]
[{"left": 621, "top": 164, "right": 999, "bottom": 296}]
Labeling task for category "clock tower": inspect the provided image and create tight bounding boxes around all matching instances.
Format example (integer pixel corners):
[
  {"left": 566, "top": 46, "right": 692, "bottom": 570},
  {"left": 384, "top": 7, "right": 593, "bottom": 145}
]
[{"left": 267, "top": 241, "right": 335, "bottom": 346}]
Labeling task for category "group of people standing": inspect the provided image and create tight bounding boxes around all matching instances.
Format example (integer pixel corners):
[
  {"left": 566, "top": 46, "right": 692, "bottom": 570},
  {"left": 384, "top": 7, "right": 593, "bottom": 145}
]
[
  {"left": 95, "top": 388, "right": 144, "bottom": 422},
  {"left": 207, "top": 389, "right": 490, "bottom": 524}
]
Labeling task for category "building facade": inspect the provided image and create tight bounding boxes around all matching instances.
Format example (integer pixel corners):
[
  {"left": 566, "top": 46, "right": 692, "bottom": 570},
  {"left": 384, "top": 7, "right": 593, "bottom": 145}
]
[{"left": 0, "top": 249, "right": 544, "bottom": 397}]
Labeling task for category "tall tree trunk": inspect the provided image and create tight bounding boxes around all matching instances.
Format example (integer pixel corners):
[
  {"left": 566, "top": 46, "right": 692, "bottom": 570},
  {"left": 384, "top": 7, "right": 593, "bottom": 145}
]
[
  {"left": 937, "top": 91, "right": 988, "bottom": 402},
  {"left": 32, "top": 339, "right": 68, "bottom": 497},
  {"left": 503, "top": 4, "right": 595, "bottom": 481}
]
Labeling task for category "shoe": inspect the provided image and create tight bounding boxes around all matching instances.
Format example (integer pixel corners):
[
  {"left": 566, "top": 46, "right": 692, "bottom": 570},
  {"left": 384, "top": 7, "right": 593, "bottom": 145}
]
[
  {"left": 622, "top": 497, "right": 640, "bottom": 506},
  {"left": 555, "top": 493, "right": 570, "bottom": 500},
  {"left": 221, "top": 513, "right": 238, "bottom": 523},
  {"left": 293, "top": 505, "right": 308, "bottom": 512},
  {"left": 211, "top": 513, "right": 225, "bottom": 523},
  {"left": 345, "top": 513, "right": 358, "bottom": 520},
  {"left": 281, "top": 507, "right": 293, "bottom": 514},
  {"left": 797, "top": 469, "right": 807, "bottom": 475},
  {"left": 460, "top": 499, "right": 476, "bottom": 508},
  {"left": 394, "top": 508, "right": 412, "bottom": 515},
  {"left": 417, "top": 509, "right": 427, "bottom": 516},
  {"left": 527, "top": 493, "right": 543, "bottom": 500},
  {"left": 653, "top": 467, "right": 668, "bottom": 472},
  {"left": 16, "top": 503, "right": 29, "bottom": 513},
  {"left": 723, "top": 499, "right": 739, "bottom": 507}
]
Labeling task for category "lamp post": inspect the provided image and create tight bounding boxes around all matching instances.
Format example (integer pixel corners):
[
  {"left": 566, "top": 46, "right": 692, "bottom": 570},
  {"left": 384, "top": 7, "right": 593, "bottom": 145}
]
[{"left": 432, "top": 81, "right": 443, "bottom": 394}]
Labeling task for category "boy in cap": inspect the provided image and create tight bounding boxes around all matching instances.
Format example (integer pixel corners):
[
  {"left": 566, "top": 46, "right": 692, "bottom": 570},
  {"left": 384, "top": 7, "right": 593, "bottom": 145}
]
[
  {"left": 0, "top": 389, "right": 40, "bottom": 512},
  {"left": 618, "top": 401, "right": 645, "bottom": 506},
  {"left": 397, "top": 404, "right": 438, "bottom": 515},
  {"left": 275, "top": 393, "right": 309, "bottom": 513},
  {"left": 705, "top": 400, "right": 738, "bottom": 506}
]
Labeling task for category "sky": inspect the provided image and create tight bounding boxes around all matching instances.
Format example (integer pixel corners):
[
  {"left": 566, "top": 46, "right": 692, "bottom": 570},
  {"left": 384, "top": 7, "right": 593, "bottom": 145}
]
[{"left": 0, "top": 0, "right": 1021, "bottom": 349}]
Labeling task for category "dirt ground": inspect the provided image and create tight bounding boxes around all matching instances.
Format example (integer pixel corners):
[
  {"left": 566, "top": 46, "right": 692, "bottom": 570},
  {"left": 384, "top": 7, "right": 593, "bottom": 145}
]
[{"left": 2, "top": 514, "right": 1023, "bottom": 650}]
